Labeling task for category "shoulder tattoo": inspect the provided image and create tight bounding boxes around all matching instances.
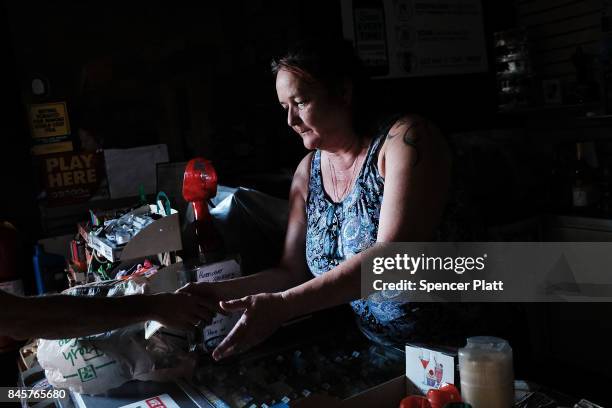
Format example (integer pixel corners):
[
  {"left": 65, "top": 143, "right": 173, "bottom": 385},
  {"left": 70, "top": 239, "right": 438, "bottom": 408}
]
[{"left": 386, "top": 118, "right": 425, "bottom": 166}]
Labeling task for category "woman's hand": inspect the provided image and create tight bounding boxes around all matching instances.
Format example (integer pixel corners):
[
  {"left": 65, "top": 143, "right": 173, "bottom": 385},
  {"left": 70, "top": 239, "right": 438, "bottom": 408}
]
[
  {"left": 149, "top": 292, "right": 215, "bottom": 331},
  {"left": 212, "top": 293, "right": 291, "bottom": 361}
]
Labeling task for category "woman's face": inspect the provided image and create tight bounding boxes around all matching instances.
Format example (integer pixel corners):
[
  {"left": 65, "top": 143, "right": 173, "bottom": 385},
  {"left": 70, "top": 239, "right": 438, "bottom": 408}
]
[{"left": 276, "top": 68, "right": 351, "bottom": 150}]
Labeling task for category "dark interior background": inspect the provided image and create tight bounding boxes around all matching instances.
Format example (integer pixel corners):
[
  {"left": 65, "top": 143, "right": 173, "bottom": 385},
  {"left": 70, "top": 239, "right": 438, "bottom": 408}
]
[
  {"left": 1, "top": 0, "right": 611, "bottom": 403},
  {"left": 1, "top": 0, "right": 511, "bottom": 186}
]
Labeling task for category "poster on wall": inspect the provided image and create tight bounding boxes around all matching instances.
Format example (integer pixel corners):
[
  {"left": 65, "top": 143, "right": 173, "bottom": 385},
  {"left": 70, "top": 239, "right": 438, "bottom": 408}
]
[
  {"left": 28, "top": 101, "right": 74, "bottom": 155},
  {"left": 341, "top": 0, "right": 488, "bottom": 78},
  {"left": 40, "top": 151, "right": 106, "bottom": 206}
]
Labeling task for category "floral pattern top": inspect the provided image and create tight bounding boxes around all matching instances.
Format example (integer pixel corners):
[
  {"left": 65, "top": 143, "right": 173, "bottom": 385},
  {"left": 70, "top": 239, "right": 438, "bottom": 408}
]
[
  {"left": 304, "top": 118, "right": 483, "bottom": 347},
  {"left": 305, "top": 122, "right": 420, "bottom": 345}
]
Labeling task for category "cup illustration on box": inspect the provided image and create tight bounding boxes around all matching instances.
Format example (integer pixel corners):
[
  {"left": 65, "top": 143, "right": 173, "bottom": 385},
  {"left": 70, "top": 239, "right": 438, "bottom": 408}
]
[
  {"left": 435, "top": 362, "right": 444, "bottom": 387},
  {"left": 419, "top": 348, "right": 430, "bottom": 385},
  {"left": 426, "top": 368, "right": 436, "bottom": 386}
]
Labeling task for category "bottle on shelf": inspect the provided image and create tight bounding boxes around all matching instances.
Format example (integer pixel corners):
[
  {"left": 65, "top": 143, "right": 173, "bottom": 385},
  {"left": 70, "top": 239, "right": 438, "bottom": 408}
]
[
  {"left": 600, "top": 0, "right": 612, "bottom": 113},
  {"left": 548, "top": 149, "right": 568, "bottom": 212},
  {"left": 571, "top": 142, "right": 595, "bottom": 212},
  {"left": 598, "top": 162, "right": 612, "bottom": 217}
]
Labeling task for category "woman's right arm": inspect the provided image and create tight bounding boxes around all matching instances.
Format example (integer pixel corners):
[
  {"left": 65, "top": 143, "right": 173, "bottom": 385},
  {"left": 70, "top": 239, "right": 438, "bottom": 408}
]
[{"left": 181, "top": 153, "right": 313, "bottom": 304}]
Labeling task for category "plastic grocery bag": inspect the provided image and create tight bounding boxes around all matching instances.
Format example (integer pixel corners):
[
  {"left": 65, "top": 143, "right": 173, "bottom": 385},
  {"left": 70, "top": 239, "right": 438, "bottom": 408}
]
[
  {"left": 37, "top": 279, "right": 149, "bottom": 394},
  {"left": 38, "top": 329, "right": 154, "bottom": 395},
  {"left": 37, "top": 276, "right": 192, "bottom": 395}
]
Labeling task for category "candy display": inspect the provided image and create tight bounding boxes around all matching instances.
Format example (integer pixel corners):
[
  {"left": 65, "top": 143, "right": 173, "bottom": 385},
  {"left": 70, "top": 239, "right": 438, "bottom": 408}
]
[{"left": 193, "top": 330, "right": 405, "bottom": 408}]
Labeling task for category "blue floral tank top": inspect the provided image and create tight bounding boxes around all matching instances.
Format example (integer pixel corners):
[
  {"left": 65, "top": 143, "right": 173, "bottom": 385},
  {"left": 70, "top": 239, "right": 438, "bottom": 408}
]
[
  {"left": 305, "top": 118, "right": 491, "bottom": 347},
  {"left": 305, "top": 130, "right": 421, "bottom": 346},
  {"left": 304, "top": 117, "right": 487, "bottom": 348}
]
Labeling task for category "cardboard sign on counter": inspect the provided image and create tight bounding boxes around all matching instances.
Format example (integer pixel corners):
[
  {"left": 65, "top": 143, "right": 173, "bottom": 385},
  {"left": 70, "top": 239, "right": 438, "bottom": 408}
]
[
  {"left": 196, "top": 259, "right": 242, "bottom": 352},
  {"left": 405, "top": 344, "right": 457, "bottom": 394}
]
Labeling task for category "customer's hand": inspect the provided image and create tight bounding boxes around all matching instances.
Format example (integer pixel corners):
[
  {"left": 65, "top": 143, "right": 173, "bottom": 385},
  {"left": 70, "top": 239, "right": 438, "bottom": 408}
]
[
  {"left": 177, "top": 282, "right": 227, "bottom": 315},
  {"left": 212, "top": 293, "right": 290, "bottom": 361},
  {"left": 149, "top": 292, "right": 215, "bottom": 331}
]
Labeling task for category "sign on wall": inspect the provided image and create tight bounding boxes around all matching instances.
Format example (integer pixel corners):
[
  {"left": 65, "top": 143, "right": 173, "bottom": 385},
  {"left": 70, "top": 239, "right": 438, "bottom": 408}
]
[
  {"left": 29, "top": 101, "right": 73, "bottom": 155},
  {"left": 341, "top": 0, "right": 488, "bottom": 78},
  {"left": 40, "top": 151, "right": 105, "bottom": 206}
]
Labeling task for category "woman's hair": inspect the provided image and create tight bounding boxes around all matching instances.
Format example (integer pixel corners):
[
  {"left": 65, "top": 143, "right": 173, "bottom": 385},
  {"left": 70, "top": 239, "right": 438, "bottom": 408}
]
[{"left": 271, "top": 38, "right": 373, "bottom": 135}]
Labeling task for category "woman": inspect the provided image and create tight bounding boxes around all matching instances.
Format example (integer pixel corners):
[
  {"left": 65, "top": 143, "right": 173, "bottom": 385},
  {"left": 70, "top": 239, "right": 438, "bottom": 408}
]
[{"left": 183, "top": 40, "right": 454, "bottom": 361}]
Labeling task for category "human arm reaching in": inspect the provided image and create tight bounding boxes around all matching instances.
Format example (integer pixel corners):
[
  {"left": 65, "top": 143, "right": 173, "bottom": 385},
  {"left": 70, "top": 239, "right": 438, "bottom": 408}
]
[{"left": 0, "top": 289, "right": 214, "bottom": 340}]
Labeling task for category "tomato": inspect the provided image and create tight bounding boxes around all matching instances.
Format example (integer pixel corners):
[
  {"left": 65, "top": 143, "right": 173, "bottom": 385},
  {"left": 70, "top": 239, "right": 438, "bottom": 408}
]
[
  {"left": 399, "top": 395, "right": 432, "bottom": 408},
  {"left": 427, "top": 383, "right": 461, "bottom": 408},
  {"left": 438, "top": 383, "right": 461, "bottom": 400}
]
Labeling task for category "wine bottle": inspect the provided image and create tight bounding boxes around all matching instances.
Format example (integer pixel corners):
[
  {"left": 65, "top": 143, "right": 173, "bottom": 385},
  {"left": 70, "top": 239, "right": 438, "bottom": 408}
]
[
  {"left": 571, "top": 142, "right": 594, "bottom": 211},
  {"left": 598, "top": 163, "right": 612, "bottom": 217}
]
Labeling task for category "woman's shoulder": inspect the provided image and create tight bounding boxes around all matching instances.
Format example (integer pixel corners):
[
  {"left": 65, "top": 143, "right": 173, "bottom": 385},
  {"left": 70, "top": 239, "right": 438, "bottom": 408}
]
[
  {"left": 383, "top": 113, "right": 431, "bottom": 138},
  {"left": 290, "top": 151, "right": 316, "bottom": 200},
  {"left": 295, "top": 151, "right": 315, "bottom": 178},
  {"left": 376, "top": 113, "right": 448, "bottom": 176},
  {"left": 374, "top": 113, "right": 433, "bottom": 152},
  {"left": 379, "top": 114, "right": 445, "bottom": 149}
]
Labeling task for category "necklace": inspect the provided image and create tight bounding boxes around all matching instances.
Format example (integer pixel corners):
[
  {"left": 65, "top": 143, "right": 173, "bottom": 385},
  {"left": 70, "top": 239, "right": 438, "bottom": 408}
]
[{"left": 328, "top": 150, "right": 362, "bottom": 202}]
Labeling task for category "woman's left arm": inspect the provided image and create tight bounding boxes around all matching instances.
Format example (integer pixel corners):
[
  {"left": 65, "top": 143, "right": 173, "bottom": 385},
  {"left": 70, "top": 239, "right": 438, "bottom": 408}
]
[
  {"left": 376, "top": 115, "right": 451, "bottom": 242},
  {"left": 212, "top": 116, "right": 451, "bottom": 360}
]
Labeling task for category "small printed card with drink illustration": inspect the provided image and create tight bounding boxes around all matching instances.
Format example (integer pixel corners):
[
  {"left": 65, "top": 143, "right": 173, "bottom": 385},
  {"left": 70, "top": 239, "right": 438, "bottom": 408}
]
[{"left": 405, "top": 344, "right": 458, "bottom": 394}]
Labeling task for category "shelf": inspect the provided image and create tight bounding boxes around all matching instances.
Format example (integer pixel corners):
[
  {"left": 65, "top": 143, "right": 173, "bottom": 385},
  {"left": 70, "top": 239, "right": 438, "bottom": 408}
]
[
  {"left": 497, "top": 102, "right": 601, "bottom": 116},
  {"left": 492, "top": 102, "right": 612, "bottom": 131},
  {"left": 545, "top": 214, "right": 612, "bottom": 232}
]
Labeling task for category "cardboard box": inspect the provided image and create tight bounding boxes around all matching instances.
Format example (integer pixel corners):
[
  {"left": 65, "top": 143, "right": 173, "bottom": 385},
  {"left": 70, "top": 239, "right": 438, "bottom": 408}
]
[
  {"left": 291, "top": 344, "right": 458, "bottom": 408},
  {"left": 87, "top": 204, "right": 181, "bottom": 262},
  {"left": 291, "top": 375, "right": 419, "bottom": 408}
]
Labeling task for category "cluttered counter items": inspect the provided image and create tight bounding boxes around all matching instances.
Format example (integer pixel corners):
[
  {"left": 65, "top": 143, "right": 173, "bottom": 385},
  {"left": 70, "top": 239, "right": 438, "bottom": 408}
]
[
  {"left": 19, "top": 321, "right": 407, "bottom": 408},
  {"left": 16, "top": 315, "right": 603, "bottom": 408},
  {"left": 18, "top": 250, "right": 605, "bottom": 406},
  {"left": 16, "top": 188, "right": 605, "bottom": 408}
]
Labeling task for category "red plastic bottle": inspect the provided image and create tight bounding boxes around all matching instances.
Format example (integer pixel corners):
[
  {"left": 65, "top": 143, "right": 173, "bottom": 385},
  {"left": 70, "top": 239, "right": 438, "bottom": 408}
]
[{"left": 182, "top": 158, "right": 224, "bottom": 261}]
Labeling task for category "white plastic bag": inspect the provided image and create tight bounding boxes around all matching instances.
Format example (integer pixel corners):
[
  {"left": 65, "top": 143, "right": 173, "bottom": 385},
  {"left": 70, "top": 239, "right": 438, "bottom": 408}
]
[
  {"left": 38, "top": 330, "right": 155, "bottom": 395},
  {"left": 37, "top": 274, "right": 191, "bottom": 394}
]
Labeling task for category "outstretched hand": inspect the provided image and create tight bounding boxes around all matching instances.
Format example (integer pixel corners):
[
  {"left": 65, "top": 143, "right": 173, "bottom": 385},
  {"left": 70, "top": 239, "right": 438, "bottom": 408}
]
[
  {"left": 150, "top": 292, "right": 215, "bottom": 331},
  {"left": 212, "top": 293, "right": 291, "bottom": 361}
]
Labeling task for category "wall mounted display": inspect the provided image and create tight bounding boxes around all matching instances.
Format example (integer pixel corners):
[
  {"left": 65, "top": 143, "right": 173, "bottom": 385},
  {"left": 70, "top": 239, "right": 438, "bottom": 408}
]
[{"left": 341, "top": 0, "right": 488, "bottom": 78}]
